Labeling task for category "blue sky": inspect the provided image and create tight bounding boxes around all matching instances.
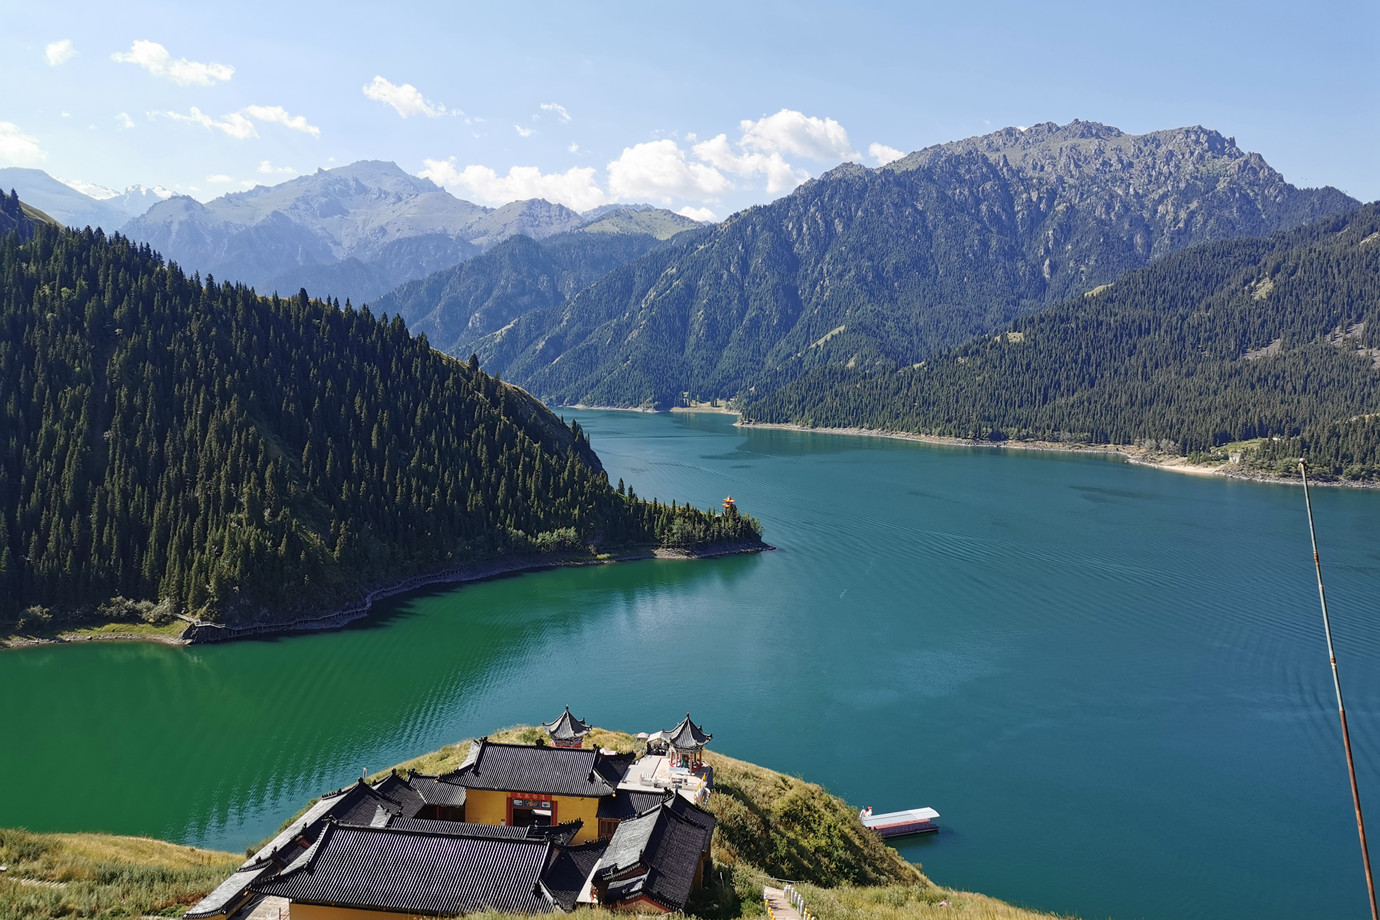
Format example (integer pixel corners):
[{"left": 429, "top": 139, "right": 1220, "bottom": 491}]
[{"left": 2, "top": 0, "right": 1375, "bottom": 219}]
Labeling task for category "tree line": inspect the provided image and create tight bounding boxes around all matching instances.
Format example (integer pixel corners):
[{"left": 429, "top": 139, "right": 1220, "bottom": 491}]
[
  {"left": 742, "top": 204, "right": 1380, "bottom": 480},
  {"left": 0, "top": 220, "right": 760, "bottom": 632}
]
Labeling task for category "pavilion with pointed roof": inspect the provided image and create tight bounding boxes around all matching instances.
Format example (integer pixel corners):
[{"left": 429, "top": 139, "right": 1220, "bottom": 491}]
[
  {"left": 542, "top": 705, "right": 592, "bottom": 748},
  {"left": 664, "top": 713, "right": 712, "bottom": 767}
]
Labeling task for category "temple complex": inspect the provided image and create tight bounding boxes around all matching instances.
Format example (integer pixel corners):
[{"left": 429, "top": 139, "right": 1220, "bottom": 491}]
[{"left": 186, "top": 710, "right": 716, "bottom": 919}]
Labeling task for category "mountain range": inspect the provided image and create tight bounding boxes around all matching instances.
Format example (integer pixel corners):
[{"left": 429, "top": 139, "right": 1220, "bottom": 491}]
[
  {"left": 453, "top": 121, "right": 1356, "bottom": 408},
  {"left": 742, "top": 202, "right": 1380, "bottom": 478},
  {"left": 0, "top": 167, "right": 168, "bottom": 232},
  {"left": 0, "top": 161, "right": 704, "bottom": 305}
]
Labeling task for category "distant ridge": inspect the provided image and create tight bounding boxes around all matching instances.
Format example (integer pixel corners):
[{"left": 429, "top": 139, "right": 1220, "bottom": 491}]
[
  {"left": 373, "top": 221, "right": 707, "bottom": 356},
  {"left": 0, "top": 167, "right": 135, "bottom": 232},
  {"left": 119, "top": 162, "right": 707, "bottom": 304},
  {"left": 461, "top": 120, "right": 1357, "bottom": 409}
]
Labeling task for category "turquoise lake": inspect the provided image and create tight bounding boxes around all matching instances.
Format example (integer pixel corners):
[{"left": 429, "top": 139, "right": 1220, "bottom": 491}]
[{"left": 2, "top": 409, "right": 1378, "bottom": 920}]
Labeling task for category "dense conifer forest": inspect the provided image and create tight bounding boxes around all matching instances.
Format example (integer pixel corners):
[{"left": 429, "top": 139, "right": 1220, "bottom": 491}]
[
  {"left": 0, "top": 218, "right": 760, "bottom": 632},
  {"left": 742, "top": 204, "right": 1380, "bottom": 480}
]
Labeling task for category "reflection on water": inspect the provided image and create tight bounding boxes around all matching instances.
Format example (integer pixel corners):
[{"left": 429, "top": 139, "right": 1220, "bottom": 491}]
[{"left": 2, "top": 409, "right": 1378, "bottom": 920}]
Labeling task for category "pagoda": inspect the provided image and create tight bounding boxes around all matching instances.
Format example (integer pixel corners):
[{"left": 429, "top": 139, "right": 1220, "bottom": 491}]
[
  {"left": 664, "top": 713, "right": 712, "bottom": 767},
  {"left": 541, "top": 705, "right": 592, "bottom": 749}
]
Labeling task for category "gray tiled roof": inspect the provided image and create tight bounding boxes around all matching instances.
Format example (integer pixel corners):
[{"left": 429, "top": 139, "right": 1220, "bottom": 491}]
[
  {"left": 379, "top": 817, "right": 582, "bottom": 844},
  {"left": 595, "top": 798, "right": 713, "bottom": 912},
  {"left": 371, "top": 771, "right": 468, "bottom": 811},
  {"left": 598, "top": 808, "right": 660, "bottom": 875},
  {"left": 187, "top": 780, "right": 404, "bottom": 919},
  {"left": 542, "top": 841, "right": 608, "bottom": 912},
  {"left": 444, "top": 740, "right": 626, "bottom": 798},
  {"left": 408, "top": 774, "right": 469, "bottom": 808},
  {"left": 371, "top": 773, "right": 426, "bottom": 815},
  {"left": 664, "top": 713, "right": 712, "bottom": 750},
  {"left": 251, "top": 823, "right": 554, "bottom": 916},
  {"left": 665, "top": 791, "right": 718, "bottom": 833},
  {"left": 385, "top": 817, "right": 529, "bottom": 837},
  {"left": 184, "top": 860, "right": 277, "bottom": 919},
  {"left": 596, "top": 789, "right": 668, "bottom": 821},
  {"left": 541, "top": 705, "right": 591, "bottom": 742}
]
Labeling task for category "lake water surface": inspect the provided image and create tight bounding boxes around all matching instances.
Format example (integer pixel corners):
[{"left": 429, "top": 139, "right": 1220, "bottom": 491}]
[{"left": 3, "top": 410, "right": 1378, "bottom": 920}]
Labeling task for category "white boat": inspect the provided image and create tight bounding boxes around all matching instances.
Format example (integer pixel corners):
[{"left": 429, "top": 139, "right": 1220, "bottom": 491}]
[{"left": 861, "top": 806, "right": 941, "bottom": 837}]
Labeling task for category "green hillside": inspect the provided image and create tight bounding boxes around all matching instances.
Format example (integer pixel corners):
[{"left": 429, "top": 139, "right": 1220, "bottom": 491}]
[
  {"left": 0, "top": 220, "right": 761, "bottom": 633},
  {"left": 743, "top": 204, "right": 1380, "bottom": 480}
]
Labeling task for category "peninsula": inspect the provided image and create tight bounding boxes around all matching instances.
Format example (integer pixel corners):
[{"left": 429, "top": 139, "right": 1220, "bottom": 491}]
[
  {"left": 0, "top": 215, "right": 764, "bottom": 646},
  {"left": 0, "top": 718, "right": 1080, "bottom": 920}
]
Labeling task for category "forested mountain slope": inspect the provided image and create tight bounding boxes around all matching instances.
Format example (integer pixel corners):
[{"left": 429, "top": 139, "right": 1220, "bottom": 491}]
[
  {"left": 742, "top": 204, "right": 1380, "bottom": 480},
  {"left": 467, "top": 121, "right": 1355, "bottom": 409},
  {"left": 373, "top": 228, "right": 706, "bottom": 355},
  {"left": 0, "top": 188, "right": 56, "bottom": 239},
  {"left": 0, "top": 221, "right": 760, "bottom": 632}
]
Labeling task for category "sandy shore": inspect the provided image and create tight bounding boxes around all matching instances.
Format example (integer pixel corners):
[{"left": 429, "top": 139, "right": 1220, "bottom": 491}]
[
  {"left": 1, "top": 540, "right": 771, "bottom": 651},
  {"left": 736, "top": 419, "right": 1377, "bottom": 489}
]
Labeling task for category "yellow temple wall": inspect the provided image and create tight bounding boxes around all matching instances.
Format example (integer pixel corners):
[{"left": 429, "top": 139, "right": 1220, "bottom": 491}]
[{"left": 461, "top": 788, "right": 602, "bottom": 844}]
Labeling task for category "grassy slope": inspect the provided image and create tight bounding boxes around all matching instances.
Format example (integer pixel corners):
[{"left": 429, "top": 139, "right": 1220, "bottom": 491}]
[
  {"left": 3, "top": 727, "right": 1078, "bottom": 920},
  {"left": 0, "top": 829, "right": 240, "bottom": 919}
]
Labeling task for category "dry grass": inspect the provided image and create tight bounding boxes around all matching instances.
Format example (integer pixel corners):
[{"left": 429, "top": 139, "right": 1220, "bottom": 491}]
[
  {"left": 0, "top": 828, "right": 239, "bottom": 919},
  {"left": 775, "top": 881, "right": 1081, "bottom": 920},
  {"left": 702, "top": 747, "right": 924, "bottom": 888}
]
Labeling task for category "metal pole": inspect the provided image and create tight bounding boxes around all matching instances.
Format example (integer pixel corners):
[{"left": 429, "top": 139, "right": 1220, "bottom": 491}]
[{"left": 1300, "top": 458, "right": 1378, "bottom": 920}]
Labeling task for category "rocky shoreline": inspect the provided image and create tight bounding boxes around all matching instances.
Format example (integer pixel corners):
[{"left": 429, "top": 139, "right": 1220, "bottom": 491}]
[{"left": 2, "top": 540, "right": 771, "bottom": 651}]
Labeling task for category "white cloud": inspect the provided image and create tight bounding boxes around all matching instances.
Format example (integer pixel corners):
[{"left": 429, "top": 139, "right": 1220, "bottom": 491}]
[
  {"left": 568, "top": 142, "right": 580, "bottom": 154},
  {"left": 258, "top": 160, "right": 294, "bottom": 175},
  {"left": 158, "top": 107, "right": 257, "bottom": 139},
  {"left": 607, "top": 139, "right": 731, "bottom": 204},
  {"left": 45, "top": 40, "right": 76, "bottom": 66},
  {"left": 244, "top": 104, "right": 320, "bottom": 137},
  {"left": 420, "top": 158, "right": 607, "bottom": 211},
  {"left": 0, "top": 122, "right": 44, "bottom": 166},
  {"left": 156, "top": 105, "right": 318, "bottom": 140},
  {"left": 541, "top": 102, "right": 572, "bottom": 123},
  {"left": 677, "top": 205, "right": 718, "bottom": 222},
  {"left": 514, "top": 124, "right": 533, "bottom": 138},
  {"left": 116, "top": 112, "right": 135, "bottom": 129},
  {"left": 692, "top": 134, "right": 808, "bottom": 194},
  {"left": 362, "top": 76, "right": 446, "bottom": 118},
  {"left": 869, "top": 142, "right": 905, "bottom": 166},
  {"left": 112, "top": 40, "right": 233, "bottom": 86},
  {"left": 206, "top": 174, "right": 233, "bottom": 184},
  {"left": 739, "top": 109, "right": 858, "bottom": 161}
]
